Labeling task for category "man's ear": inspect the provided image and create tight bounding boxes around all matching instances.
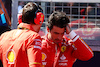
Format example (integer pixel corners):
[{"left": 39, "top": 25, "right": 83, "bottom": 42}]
[{"left": 47, "top": 27, "right": 50, "bottom": 32}]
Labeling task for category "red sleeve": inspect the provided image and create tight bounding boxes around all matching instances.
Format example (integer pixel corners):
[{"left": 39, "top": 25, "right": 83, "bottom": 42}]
[
  {"left": 0, "top": 43, "right": 2, "bottom": 60},
  {"left": 72, "top": 36, "right": 93, "bottom": 61},
  {"left": 68, "top": 31, "right": 94, "bottom": 61},
  {"left": 27, "top": 35, "right": 42, "bottom": 67},
  {"left": 0, "top": 34, "right": 5, "bottom": 60}
]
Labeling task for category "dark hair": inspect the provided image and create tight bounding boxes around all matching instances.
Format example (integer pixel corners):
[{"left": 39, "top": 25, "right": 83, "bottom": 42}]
[
  {"left": 22, "top": 2, "right": 43, "bottom": 24},
  {"left": 47, "top": 11, "right": 70, "bottom": 31}
]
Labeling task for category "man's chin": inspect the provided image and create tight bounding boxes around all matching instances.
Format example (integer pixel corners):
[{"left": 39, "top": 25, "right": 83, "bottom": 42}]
[{"left": 54, "top": 41, "right": 61, "bottom": 44}]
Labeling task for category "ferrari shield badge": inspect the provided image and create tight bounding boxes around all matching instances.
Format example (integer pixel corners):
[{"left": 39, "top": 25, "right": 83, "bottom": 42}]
[{"left": 61, "top": 46, "right": 66, "bottom": 52}]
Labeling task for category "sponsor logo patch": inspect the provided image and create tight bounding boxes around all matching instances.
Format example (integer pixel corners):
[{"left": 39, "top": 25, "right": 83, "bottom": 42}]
[
  {"left": 6, "top": 49, "right": 16, "bottom": 64},
  {"left": 61, "top": 46, "right": 66, "bottom": 52},
  {"left": 58, "top": 54, "right": 68, "bottom": 66},
  {"left": 42, "top": 52, "right": 47, "bottom": 61},
  {"left": 42, "top": 52, "right": 47, "bottom": 65},
  {"left": 59, "top": 54, "right": 68, "bottom": 62},
  {"left": 34, "top": 39, "right": 41, "bottom": 46}
]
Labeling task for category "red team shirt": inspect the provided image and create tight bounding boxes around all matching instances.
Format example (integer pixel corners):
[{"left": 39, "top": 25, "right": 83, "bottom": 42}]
[
  {"left": 42, "top": 31, "right": 93, "bottom": 67},
  {"left": 0, "top": 23, "right": 42, "bottom": 67}
]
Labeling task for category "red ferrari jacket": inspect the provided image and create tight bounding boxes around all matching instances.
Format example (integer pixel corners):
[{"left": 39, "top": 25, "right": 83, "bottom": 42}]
[
  {"left": 42, "top": 31, "right": 93, "bottom": 67},
  {"left": 0, "top": 23, "right": 42, "bottom": 67}
]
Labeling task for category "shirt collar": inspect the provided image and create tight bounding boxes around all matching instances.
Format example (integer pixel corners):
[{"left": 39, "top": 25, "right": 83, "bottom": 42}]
[{"left": 17, "top": 23, "right": 35, "bottom": 31}]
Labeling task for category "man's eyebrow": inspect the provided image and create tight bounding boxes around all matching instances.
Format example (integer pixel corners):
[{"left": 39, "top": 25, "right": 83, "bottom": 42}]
[
  {"left": 54, "top": 32, "right": 59, "bottom": 34},
  {"left": 54, "top": 32, "right": 64, "bottom": 34}
]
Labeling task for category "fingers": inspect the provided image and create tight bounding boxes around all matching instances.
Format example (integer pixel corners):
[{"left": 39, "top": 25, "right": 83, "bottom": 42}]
[{"left": 66, "top": 25, "right": 72, "bottom": 34}]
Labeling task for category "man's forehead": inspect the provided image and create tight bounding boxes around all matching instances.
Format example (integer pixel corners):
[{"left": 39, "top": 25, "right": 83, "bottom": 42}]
[
  {"left": 51, "top": 26, "right": 65, "bottom": 33},
  {"left": 52, "top": 26, "right": 65, "bottom": 29}
]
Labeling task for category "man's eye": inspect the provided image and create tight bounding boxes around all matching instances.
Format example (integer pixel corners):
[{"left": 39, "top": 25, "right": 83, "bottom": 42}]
[{"left": 54, "top": 32, "right": 59, "bottom": 34}]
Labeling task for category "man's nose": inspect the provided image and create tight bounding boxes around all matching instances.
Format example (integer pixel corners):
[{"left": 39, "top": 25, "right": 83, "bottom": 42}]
[{"left": 57, "top": 35, "right": 63, "bottom": 40}]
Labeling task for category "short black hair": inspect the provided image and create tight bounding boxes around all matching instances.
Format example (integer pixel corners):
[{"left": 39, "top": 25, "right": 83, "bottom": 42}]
[
  {"left": 22, "top": 2, "right": 43, "bottom": 24},
  {"left": 47, "top": 11, "right": 70, "bottom": 31}
]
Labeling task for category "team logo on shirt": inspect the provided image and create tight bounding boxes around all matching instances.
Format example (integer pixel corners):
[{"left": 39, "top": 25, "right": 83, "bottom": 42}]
[
  {"left": 42, "top": 52, "right": 47, "bottom": 65},
  {"left": 60, "top": 54, "right": 66, "bottom": 61},
  {"left": 6, "top": 49, "right": 16, "bottom": 64},
  {"left": 34, "top": 39, "right": 42, "bottom": 49},
  {"left": 61, "top": 46, "right": 66, "bottom": 52},
  {"left": 34, "top": 39, "right": 41, "bottom": 46},
  {"left": 42, "top": 52, "right": 47, "bottom": 61},
  {"left": 58, "top": 54, "right": 68, "bottom": 66}
]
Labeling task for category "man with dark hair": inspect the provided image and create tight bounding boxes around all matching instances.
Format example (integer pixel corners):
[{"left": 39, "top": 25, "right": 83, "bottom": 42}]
[
  {"left": 0, "top": 2, "right": 44, "bottom": 67},
  {"left": 42, "top": 11, "right": 93, "bottom": 67}
]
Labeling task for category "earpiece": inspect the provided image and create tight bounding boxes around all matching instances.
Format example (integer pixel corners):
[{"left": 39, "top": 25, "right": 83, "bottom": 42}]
[
  {"left": 34, "top": 12, "right": 44, "bottom": 24},
  {"left": 34, "top": 3, "right": 44, "bottom": 24}
]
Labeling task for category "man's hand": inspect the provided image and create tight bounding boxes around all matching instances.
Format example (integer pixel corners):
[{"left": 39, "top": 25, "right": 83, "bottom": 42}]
[{"left": 66, "top": 25, "right": 72, "bottom": 34}]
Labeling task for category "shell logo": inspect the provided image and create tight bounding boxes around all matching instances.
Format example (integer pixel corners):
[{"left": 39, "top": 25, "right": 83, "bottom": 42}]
[
  {"left": 42, "top": 52, "right": 47, "bottom": 61},
  {"left": 6, "top": 49, "right": 16, "bottom": 64}
]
